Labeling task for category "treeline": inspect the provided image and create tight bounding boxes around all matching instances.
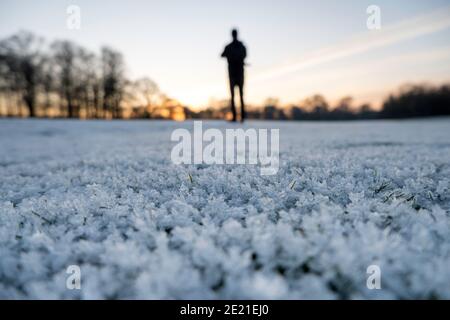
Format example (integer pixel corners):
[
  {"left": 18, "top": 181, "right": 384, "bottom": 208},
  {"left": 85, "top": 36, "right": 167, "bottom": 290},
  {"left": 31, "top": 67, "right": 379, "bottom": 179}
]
[
  {"left": 191, "top": 84, "right": 450, "bottom": 121},
  {"left": 0, "top": 31, "right": 161, "bottom": 118},
  {"left": 380, "top": 84, "right": 450, "bottom": 119},
  {"left": 190, "top": 96, "right": 372, "bottom": 120},
  {"left": 1, "top": 31, "right": 449, "bottom": 121}
]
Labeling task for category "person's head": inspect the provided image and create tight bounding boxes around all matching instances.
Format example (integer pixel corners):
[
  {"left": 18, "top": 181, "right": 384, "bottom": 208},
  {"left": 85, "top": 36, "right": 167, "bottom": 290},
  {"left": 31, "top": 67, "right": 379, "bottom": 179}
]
[{"left": 231, "top": 29, "right": 238, "bottom": 40}]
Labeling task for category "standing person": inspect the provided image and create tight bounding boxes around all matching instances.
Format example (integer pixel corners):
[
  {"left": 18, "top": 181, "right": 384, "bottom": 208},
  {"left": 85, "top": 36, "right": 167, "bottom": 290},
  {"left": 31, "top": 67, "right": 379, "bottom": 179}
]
[{"left": 221, "top": 29, "right": 247, "bottom": 122}]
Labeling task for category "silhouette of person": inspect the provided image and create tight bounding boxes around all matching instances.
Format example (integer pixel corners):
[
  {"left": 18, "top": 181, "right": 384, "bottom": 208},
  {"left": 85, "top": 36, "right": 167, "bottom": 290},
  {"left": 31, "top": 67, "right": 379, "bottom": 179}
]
[{"left": 221, "top": 29, "right": 247, "bottom": 122}]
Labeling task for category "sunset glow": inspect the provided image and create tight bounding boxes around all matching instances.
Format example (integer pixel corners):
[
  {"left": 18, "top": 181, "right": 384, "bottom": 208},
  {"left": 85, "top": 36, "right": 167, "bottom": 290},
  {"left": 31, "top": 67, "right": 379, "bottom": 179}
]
[{"left": 1, "top": 0, "right": 450, "bottom": 109}]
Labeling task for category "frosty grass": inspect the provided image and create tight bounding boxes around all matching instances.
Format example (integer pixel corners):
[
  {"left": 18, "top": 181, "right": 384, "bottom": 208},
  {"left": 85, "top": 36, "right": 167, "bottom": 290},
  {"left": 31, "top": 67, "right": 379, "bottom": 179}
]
[{"left": 0, "top": 118, "right": 449, "bottom": 299}]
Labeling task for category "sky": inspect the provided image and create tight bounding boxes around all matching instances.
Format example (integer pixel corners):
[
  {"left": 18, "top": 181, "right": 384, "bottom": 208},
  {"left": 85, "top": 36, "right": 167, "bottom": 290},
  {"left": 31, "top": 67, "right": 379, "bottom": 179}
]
[{"left": 1, "top": 0, "right": 450, "bottom": 109}]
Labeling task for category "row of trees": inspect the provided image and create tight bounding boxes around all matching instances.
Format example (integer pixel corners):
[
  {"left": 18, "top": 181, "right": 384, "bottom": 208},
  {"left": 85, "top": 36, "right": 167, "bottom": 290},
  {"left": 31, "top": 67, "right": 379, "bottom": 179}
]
[
  {"left": 381, "top": 84, "right": 450, "bottom": 119},
  {"left": 1, "top": 31, "right": 449, "bottom": 120},
  {"left": 191, "top": 96, "right": 374, "bottom": 120},
  {"left": 0, "top": 31, "right": 160, "bottom": 118},
  {"left": 193, "top": 85, "right": 450, "bottom": 121}
]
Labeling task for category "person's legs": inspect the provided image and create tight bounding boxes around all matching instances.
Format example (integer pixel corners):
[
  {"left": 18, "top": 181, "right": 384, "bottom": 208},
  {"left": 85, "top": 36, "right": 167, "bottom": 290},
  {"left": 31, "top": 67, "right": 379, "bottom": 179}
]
[
  {"left": 229, "top": 80, "right": 237, "bottom": 121},
  {"left": 238, "top": 84, "right": 245, "bottom": 122}
]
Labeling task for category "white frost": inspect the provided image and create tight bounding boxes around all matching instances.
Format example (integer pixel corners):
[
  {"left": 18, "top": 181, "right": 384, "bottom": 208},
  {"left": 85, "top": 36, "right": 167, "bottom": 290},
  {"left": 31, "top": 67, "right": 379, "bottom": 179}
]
[{"left": 0, "top": 118, "right": 449, "bottom": 299}]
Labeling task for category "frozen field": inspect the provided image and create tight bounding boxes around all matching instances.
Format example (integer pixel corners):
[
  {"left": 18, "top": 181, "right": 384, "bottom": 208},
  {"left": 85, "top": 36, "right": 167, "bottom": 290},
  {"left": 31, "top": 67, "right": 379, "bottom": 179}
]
[{"left": 0, "top": 118, "right": 450, "bottom": 299}]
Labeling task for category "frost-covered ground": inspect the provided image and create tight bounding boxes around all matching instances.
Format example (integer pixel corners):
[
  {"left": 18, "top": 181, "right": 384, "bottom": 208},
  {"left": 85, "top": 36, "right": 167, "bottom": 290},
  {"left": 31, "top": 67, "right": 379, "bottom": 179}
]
[{"left": 0, "top": 118, "right": 450, "bottom": 299}]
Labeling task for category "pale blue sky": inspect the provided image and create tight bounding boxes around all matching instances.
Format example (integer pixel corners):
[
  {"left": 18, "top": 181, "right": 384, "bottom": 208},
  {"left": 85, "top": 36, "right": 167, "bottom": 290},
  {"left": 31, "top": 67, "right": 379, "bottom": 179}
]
[{"left": 1, "top": 0, "right": 450, "bottom": 108}]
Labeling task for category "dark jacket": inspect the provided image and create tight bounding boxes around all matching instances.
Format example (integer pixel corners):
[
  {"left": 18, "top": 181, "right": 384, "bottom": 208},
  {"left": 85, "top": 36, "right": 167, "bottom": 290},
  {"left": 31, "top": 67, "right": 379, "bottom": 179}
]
[{"left": 221, "top": 40, "right": 247, "bottom": 74}]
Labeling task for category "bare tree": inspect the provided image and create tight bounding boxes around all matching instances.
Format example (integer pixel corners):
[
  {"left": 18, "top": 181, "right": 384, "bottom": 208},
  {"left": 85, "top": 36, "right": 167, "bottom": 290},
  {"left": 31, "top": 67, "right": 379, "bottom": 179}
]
[
  {"left": 131, "top": 77, "right": 159, "bottom": 117},
  {"left": 0, "top": 52, "right": 14, "bottom": 115},
  {"left": 52, "top": 40, "right": 92, "bottom": 118},
  {"left": 335, "top": 96, "right": 353, "bottom": 112},
  {"left": 101, "top": 47, "right": 125, "bottom": 119},
  {"left": 52, "top": 41, "right": 77, "bottom": 118},
  {"left": 303, "top": 94, "right": 329, "bottom": 113},
  {"left": 81, "top": 52, "right": 102, "bottom": 118},
  {"left": 40, "top": 53, "right": 56, "bottom": 117},
  {"left": 75, "top": 48, "right": 100, "bottom": 118},
  {"left": 0, "top": 31, "right": 45, "bottom": 117}
]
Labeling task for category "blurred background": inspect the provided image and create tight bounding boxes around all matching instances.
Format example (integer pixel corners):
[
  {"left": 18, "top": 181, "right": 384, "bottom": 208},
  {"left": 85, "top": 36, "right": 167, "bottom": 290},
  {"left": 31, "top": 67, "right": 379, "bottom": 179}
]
[{"left": 1, "top": 0, "right": 450, "bottom": 120}]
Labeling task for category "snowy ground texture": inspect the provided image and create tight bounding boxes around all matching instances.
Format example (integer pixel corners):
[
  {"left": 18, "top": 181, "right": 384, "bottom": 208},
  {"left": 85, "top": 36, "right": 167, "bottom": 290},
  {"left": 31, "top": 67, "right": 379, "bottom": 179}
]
[{"left": 1, "top": 118, "right": 450, "bottom": 299}]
